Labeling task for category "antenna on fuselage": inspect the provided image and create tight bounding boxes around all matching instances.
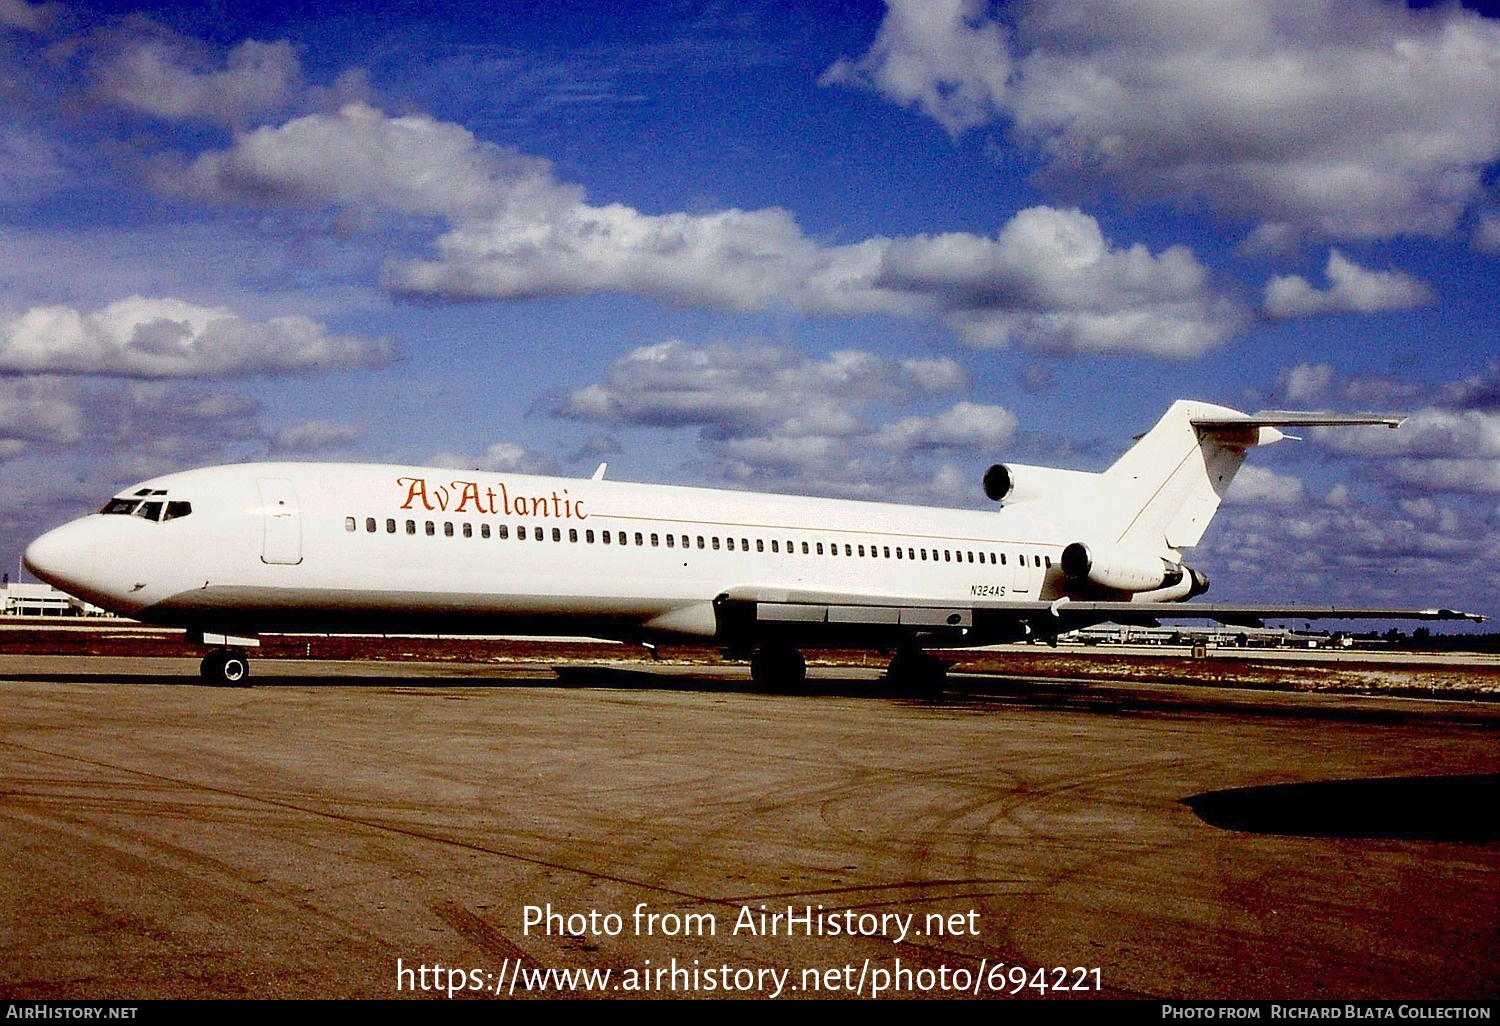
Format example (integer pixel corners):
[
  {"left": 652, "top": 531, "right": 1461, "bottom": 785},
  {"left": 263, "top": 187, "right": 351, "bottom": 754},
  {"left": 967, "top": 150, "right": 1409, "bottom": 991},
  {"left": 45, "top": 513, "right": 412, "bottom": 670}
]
[{"left": 592, "top": 463, "right": 608, "bottom": 480}]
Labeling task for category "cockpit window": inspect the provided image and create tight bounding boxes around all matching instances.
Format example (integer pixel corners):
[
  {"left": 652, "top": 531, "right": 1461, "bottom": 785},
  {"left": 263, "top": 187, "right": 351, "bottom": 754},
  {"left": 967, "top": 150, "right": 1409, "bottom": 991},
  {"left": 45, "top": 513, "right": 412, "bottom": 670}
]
[{"left": 100, "top": 494, "right": 191, "bottom": 520}]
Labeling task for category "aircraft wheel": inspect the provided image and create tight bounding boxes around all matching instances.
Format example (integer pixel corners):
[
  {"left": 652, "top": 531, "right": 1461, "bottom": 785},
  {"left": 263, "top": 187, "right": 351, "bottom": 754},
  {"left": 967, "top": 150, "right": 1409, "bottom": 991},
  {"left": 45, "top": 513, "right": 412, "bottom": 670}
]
[
  {"left": 750, "top": 645, "right": 806, "bottom": 690},
  {"left": 200, "top": 649, "right": 251, "bottom": 686},
  {"left": 886, "top": 646, "right": 949, "bottom": 693}
]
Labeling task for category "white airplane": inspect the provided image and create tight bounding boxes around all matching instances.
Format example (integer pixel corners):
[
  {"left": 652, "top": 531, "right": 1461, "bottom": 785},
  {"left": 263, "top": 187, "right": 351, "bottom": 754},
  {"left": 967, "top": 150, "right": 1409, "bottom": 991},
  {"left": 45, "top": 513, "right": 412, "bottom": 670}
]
[{"left": 22, "top": 399, "right": 1482, "bottom": 686}]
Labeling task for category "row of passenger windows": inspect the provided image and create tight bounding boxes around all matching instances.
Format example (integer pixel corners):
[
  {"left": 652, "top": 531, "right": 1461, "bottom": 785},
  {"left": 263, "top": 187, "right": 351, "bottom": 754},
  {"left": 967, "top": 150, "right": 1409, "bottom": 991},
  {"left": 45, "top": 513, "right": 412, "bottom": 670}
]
[{"left": 342, "top": 515, "right": 1053, "bottom": 569}]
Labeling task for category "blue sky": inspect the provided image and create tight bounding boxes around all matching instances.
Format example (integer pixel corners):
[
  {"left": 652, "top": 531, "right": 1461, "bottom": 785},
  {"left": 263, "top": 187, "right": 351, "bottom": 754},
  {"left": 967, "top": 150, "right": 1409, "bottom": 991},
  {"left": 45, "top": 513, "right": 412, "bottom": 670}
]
[{"left": 4, "top": 0, "right": 1499, "bottom": 615}]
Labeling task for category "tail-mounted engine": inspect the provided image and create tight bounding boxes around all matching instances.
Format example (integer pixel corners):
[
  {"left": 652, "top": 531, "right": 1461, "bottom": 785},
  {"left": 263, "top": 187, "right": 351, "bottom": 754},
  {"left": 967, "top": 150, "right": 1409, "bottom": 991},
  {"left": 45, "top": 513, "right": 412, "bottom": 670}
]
[{"left": 1061, "top": 541, "right": 1208, "bottom": 600}]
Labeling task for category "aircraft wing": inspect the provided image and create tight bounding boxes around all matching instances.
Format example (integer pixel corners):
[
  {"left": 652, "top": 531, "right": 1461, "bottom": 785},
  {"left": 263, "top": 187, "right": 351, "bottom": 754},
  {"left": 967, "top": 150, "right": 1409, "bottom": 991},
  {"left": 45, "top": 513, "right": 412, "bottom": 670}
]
[{"left": 715, "top": 586, "right": 1484, "bottom": 644}]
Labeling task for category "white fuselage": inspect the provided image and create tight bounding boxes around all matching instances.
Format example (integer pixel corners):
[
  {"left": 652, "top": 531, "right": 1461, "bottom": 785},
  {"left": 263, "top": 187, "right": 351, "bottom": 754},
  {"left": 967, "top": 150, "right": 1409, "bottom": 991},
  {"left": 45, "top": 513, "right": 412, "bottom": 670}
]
[{"left": 25, "top": 462, "right": 1092, "bottom": 644}]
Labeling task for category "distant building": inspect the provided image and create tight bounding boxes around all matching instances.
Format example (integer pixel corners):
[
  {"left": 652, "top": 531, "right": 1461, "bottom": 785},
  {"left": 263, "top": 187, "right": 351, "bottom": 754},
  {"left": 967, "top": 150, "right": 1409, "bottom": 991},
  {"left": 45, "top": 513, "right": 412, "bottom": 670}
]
[{"left": 1, "top": 581, "right": 108, "bottom": 617}]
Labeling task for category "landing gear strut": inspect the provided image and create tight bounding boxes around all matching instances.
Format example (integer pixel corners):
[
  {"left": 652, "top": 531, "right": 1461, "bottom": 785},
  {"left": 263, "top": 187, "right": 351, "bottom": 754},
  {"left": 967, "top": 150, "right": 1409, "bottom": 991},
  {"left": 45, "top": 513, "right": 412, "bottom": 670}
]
[
  {"left": 200, "top": 648, "right": 250, "bottom": 686},
  {"left": 749, "top": 644, "right": 806, "bottom": 690}
]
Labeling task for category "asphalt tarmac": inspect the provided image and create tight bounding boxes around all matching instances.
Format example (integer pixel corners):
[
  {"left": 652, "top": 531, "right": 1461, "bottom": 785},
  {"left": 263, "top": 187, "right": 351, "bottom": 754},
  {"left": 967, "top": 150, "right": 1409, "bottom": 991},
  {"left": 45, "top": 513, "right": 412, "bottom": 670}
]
[{"left": 0, "top": 655, "right": 1495, "bottom": 1000}]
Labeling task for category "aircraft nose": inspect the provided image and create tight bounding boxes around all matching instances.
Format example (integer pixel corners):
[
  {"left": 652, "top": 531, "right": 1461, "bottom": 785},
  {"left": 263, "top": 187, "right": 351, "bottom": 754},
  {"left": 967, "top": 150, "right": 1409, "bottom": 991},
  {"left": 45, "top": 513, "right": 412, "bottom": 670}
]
[{"left": 23, "top": 519, "right": 97, "bottom": 594}]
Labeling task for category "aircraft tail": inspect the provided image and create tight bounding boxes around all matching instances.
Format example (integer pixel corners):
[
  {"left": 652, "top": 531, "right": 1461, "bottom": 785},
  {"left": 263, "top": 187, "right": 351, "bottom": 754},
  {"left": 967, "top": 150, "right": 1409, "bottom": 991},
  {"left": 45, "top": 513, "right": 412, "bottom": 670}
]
[{"left": 1099, "top": 401, "right": 1401, "bottom": 555}]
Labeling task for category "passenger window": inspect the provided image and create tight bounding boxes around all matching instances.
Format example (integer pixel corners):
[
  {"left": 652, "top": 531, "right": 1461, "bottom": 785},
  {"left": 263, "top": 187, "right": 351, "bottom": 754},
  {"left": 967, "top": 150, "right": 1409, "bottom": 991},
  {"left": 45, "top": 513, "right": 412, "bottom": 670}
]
[
  {"left": 497, "top": 524, "right": 508, "bottom": 539},
  {"left": 553, "top": 528, "right": 561, "bottom": 542},
  {"left": 387, "top": 518, "right": 396, "bottom": 534},
  {"left": 586, "top": 530, "right": 595, "bottom": 543},
  {"left": 896, "top": 547, "right": 903, "bottom": 559},
  {"left": 425, "top": 521, "right": 435, "bottom": 536},
  {"left": 406, "top": 520, "right": 416, "bottom": 535},
  {"left": 726, "top": 538, "right": 735, "bottom": 551},
  {"left": 345, "top": 517, "right": 356, "bottom": 532},
  {"left": 481, "top": 524, "right": 491, "bottom": 539},
  {"left": 921, "top": 549, "right": 927, "bottom": 561},
  {"left": 163, "top": 501, "right": 192, "bottom": 521},
  {"left": 366, "top": 518, "right": 377, "bottom": 533},
  {"left": 602, "top": 531, "right": 610, "bottom": 544},
  {"left": 444, "top": 522, "right": 454, "bottom": 537},
  {"left": 570, "top": 529, "right": 578, "bottom": 542},
  {"left": 666, "top": 534, "right": 675, "bottom": 548},
  {"left": 462, "top": 523, "right": 472, "bottom": 538},
  {"left": 770, "top": 540, "right": 778, "bottom": 553},
  {"left": 756, "top": 539, "right": 764, "bottom": 552},
  {"left": 634, "top": 532, "right": 643, "bottom": 546},
  {"left": 697, "top": 536, "right": 705, "bottom": 549},
  {"left": 858, "top": 545, "right": 865, "bottom": 557},
  {"left": 1045, "top": 556, "right": 1051, "bottom": 568},
  {"left": 535, "top": 529, "right": 544, "bottom": 542},
  {"left": 801, "top": 542, "right": 809, "bottom": 554},
  {"left": 519, "top": 525, "right": 528, "bottom": 540},
  {"left": 711, "top": 537, "right": 720, "bottom": 550},
  {"left": 1000, "top": 553, "right": 1007, "bottom": 565},
  {"left": 651, "top": 533, "right": 659, "bottom": 547},
  {"left": 817, "top": 542, "right": 824, "bottom": 555},
  {"left": 741, "top": 538, "right": 749, "bottom": 551}
]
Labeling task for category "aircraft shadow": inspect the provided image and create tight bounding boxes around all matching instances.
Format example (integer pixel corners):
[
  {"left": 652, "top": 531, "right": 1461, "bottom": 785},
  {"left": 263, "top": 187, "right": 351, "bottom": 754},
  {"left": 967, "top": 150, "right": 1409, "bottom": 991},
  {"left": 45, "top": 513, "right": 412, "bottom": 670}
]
[{"left": 1183, "top": 774, "right": 1500, "bottom": 843}]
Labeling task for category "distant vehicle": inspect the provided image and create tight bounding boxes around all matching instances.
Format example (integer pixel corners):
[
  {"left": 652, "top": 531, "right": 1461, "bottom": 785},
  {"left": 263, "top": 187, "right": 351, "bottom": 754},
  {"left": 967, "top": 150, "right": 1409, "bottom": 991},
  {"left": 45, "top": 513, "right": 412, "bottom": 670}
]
[{"left": 23, "top": 400, "right": 1482, "bottom": 685}]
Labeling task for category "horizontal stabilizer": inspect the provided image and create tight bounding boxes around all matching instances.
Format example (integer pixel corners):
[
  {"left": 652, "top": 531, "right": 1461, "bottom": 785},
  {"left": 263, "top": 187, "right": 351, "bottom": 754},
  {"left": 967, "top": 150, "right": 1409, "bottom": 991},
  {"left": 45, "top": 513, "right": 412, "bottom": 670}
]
[{"left": 1191, "top": 410, "right": 1405, "bottom": 430}]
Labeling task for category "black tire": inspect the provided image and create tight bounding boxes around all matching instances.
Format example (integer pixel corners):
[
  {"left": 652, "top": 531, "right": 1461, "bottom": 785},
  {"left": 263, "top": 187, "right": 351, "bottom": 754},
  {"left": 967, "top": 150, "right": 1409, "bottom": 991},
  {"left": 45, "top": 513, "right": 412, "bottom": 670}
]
[
  {"left": 750, "top": 645, "right": 806, "bottom": 690},
  {"left": 200, "top": 649, "right": 250, "bottom": 686}
]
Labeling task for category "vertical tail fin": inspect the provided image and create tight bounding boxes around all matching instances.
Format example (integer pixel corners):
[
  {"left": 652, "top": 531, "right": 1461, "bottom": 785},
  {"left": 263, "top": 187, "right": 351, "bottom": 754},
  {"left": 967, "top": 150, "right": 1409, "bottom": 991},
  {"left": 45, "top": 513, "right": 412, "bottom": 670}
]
[{"left": 1101, "top": 402, "right": 1402, "bottom": 554}]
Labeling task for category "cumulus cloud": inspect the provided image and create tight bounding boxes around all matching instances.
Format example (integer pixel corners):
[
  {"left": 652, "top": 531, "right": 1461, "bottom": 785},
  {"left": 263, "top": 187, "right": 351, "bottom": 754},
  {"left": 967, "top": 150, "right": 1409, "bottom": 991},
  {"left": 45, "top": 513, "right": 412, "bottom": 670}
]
[
  {"left": 1224, "top": 464, "right": 1304, "bottom": 505},
  {"left": 0, "top": 296, "right": 390, "bottom": 378},
  {"left": 819, "top": 0, "right": 1010, "bottom": 136},
  {"left": 430, "top": 441, "right": 553, "bottom": 475},
  {"left": 1315, "top": 409, "right": 1500, "bottom": 460},
  {"left": 1475, "top": 213, "right": 1500, "bottom": 254},
  {"left": 869, "top": 206, "right": 1245, "bottom": 355},
  {"left": 1263, "top": 250, "right": 1434, "bottom": 319},
  {"left": 0, "top": 377, "right": 263, "bottom": 469},
  {"left": 826, "top": 0, "right": 1500, "bottom": 240},
  {"left": 1201, "top": 498, "right": 1495, "bottom": 608},
  {"left": 95, "top": 29, "right": 304, "bottom": 125},
  {"left": 555, "top": 339, "right": 1014, "bottom": 501},
  {"left": 270, "top": 419, "right": 359, "bottom": 454},
  {"left": 0, "top": 0, "right": 61, "bottom": 33},
  {"left": 167, "top": 105, "right": 1243, "bottom": 357},
  {"left": 1279, "top": 362, "right": 1335, "bottom": 404}
]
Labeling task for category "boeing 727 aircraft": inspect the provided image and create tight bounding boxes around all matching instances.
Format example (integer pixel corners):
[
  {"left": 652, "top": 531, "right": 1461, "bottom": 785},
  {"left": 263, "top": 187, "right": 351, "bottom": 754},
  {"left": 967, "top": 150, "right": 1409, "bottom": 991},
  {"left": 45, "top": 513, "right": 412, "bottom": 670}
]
[{"left": 22, "top": 400, "right": 1483, "bottom": 685}]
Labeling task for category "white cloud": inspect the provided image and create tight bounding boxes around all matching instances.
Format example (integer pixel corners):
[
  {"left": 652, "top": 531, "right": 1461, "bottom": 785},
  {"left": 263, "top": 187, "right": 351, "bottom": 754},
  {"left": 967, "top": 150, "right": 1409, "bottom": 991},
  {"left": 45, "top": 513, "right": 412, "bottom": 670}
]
[
  {"left": 1263, "top": 250, "right": 1434, "bottom": 319},
  {"left": 270, "top": 419, "right": 359, "bottom": 454},
  {"left": 1476, "top": 213, "right": 1500, "bottom": 254},
  {"left": 170, "top": 102, "right": 563, "bottom": 217},
  {"left": 168, "top": 105, "right": 1243, "bottom": 357},
  {"left": 827, "top": 0, "right": 1500, "bottom": 240},
  {"left": 555, "top": 339, "right": 1014, "bottom": 502},
  {"left": 430, "top": 441, "right": 553, "bottom": 475},
  {"left": 1279, "top": 362, "right": 1335, "bottom": 403},
  {"left": 871, "top": 206, "right": 1245, "bottom": 355},
  {"left": 0, "top": 296, "right": 390, "bottom": 378},
  {"left": 0, "top": 0, "right": 60, "bottom": 33},
  {"left": 96, "top": 31, "right": 304, "bottom": 125},
  {"left": 1224, "top": 464, "right": 1304, "bottom": 505},
  {"left": 819, "top": 0, "right": 1010, "bottom": 136},
  {"left": 1314, "top": 409, "right": 1500, "bottom": 459}
]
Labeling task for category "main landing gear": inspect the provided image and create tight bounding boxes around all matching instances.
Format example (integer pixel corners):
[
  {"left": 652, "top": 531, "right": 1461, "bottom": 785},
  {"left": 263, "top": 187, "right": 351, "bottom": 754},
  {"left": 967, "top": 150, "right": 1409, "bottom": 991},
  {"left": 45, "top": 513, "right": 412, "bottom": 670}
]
[
  {"left": 200, "top": 648, "right": 251, "bottom": 686},
  {"left": 884, "top": 643, "right": 951, "bottom": 693},
  {"left": 749, "top": 644, "right": 806, "bottom": 690}
]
